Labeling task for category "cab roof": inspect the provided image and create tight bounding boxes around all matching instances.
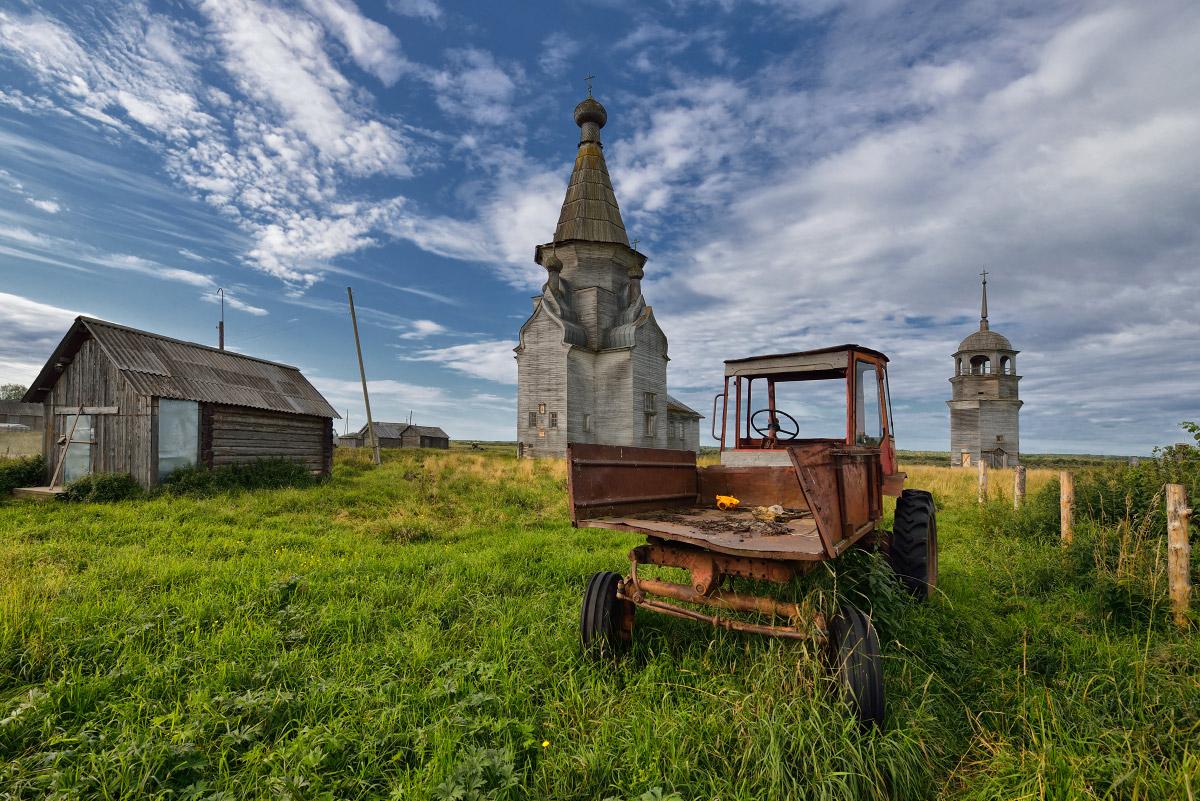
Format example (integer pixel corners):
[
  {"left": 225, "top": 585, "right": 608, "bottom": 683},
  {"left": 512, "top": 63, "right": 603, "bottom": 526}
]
[{"left": 723, "top": 344, "right": 889, "bottom": 378}]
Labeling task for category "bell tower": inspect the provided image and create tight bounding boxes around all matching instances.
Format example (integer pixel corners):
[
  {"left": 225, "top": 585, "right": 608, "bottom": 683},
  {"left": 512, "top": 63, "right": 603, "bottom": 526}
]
[
  {"left": 948, "top": 273, "right": 1022, "bottom": 467},
  {"left": 515, "top": 93, "right": 683, "bottom": 457}
]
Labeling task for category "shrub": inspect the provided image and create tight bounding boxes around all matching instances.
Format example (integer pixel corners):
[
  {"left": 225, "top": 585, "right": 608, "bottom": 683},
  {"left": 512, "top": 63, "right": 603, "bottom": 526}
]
[
  {"left": 61, "top": 472, "right": 143, "bottom": 503},
  {"left": 161, "top": 458, "right": 317, "bottom": 496},
  {"left": 0, "top": 455, "right": 47, "bottom": 496}
]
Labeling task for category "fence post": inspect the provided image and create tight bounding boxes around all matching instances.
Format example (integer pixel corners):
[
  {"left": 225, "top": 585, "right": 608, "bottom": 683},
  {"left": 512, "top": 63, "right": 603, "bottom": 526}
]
[
  {"left": 977, "top": 459, "right": 988, "bottom": 504},
  {"left": 1166, "top": 484, "right": 1192, "bottom": 628},
  {"left": 1059, "top": 471, "right": 1074, "bottom": 546},
  {"left": 1014, "top": 465, "right": 1026, "bottom": 509}
]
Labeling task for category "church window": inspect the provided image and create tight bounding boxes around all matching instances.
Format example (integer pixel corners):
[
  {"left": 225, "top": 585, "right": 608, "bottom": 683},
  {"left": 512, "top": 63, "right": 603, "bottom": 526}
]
[
  {"left": 549, "top": 411, "right": 558, "bottom": 428},
  {"left": 644, "top": 392, "right": 656, "bottom": 412},
  {"left": 583, "top": 414, "right": 593, "bottom": 432},
  {"left": 644, "top": 413, "right": 656, "bottom": 437},
  {"left": 676, "top": 421, "right": 684, "bottom": 440},
  {"left": 528, "top": 411, "right": 537, "bottom": 428},
  {"left": 538, "top": 402, "right": 546, "bottom": 414},
  {"left": 970, "top": 355, "right": 990, "bottom": 375}
]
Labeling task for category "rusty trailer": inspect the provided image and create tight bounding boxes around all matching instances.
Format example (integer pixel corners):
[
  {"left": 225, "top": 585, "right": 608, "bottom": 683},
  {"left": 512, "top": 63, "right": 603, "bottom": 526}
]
[{"left": 571, "top": 345, "right": 938, "bottom": 728}]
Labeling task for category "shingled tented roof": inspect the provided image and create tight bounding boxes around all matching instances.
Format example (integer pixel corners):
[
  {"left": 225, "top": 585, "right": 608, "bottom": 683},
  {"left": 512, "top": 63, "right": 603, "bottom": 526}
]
[
  {"left": 553, "top": 96, "right": 629, "bottom": 246},
  {"left": 24, "top": 317, "right": 339, "bottom": 419}
]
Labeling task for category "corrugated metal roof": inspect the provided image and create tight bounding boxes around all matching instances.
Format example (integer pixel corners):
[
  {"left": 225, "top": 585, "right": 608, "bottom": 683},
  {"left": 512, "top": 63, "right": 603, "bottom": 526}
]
[
  {"left": 358, "top": 421, "right": 449, "bottom": 440},
  {"left": 23, "top": 317, "right": 339, "bottom": 419}
]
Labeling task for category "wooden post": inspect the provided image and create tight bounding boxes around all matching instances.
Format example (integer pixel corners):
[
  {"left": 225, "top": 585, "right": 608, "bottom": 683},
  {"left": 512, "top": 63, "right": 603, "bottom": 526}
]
[
  {"left": 1060, "top": 471, "right": 1074, "bottom": 546},
  {"left": 347, "top": 287, "right": 381, "bottom": 466},
  {"left": 1166, "top": 484, "right": 1192, "bottom": 628},
  {"left": 977, "top": 458, "right": 988, "bottom": 504},
  {"left": 1014, "top": 465, "right": 1026, "bottom": 509}
]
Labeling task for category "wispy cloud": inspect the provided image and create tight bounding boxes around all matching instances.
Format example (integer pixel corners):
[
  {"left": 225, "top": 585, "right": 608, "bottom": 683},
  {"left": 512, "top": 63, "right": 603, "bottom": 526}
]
[{"left": 408, "top": 339, "right": 517, "bottom": 384}]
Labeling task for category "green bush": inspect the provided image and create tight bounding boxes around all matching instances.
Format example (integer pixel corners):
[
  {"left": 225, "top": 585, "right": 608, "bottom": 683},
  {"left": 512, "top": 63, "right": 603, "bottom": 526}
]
[
  {"left": 161, "top": 459, "right": 317, "bottom": 496},
  {"left": 0, "top": 455, "right": 46, "bottom": 496},
  {"left": 62, "top": 472, "right": 143, "bottom": 503}
]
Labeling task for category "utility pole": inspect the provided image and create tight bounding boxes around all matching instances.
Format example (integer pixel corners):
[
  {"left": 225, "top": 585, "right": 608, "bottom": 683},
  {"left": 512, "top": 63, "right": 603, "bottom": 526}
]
[
  {"left": 216, "top": 288, "right": 225, "bottom": 350},
  {"left": 347, "top": 287, "right": 381, "bottom": 465}
]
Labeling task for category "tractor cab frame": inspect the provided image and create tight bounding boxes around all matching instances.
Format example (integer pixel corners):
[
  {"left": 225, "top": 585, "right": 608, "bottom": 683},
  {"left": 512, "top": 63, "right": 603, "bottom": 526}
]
[{"left": 712, "top": 345, "right": 899, "bottom": 482}]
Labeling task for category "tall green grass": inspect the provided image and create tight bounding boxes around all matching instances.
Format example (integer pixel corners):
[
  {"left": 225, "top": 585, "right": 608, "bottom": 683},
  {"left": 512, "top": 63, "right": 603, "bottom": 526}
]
[{"left": 1, "top": 450, "right": 1197, "bottom": 799}]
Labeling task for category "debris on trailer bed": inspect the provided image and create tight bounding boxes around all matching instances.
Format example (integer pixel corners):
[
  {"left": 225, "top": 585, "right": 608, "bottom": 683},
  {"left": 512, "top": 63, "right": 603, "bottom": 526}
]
[{"left": 640, "top": 508, "right": 813, "bottom": 537}]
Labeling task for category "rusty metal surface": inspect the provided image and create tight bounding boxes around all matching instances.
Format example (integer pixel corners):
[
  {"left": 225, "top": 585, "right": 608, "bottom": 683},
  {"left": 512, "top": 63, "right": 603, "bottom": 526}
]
[
  {"left": 567, "top": 442, "right": 697, "bottom": 524},
  {"left": 634, "top": 542, "right": 798, "bottom": 586},
  {"left": 618, "top": 544, "right": 826, "bottom": 641},
  {"left": 584, "top": 508, "right": 824, "bottom": 561}
]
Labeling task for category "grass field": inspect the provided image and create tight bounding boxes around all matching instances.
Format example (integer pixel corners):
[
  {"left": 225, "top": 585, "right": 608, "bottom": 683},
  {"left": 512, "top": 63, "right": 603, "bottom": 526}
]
[{"left": 1, "top": 451, "right": 1197, "bottom": 800}]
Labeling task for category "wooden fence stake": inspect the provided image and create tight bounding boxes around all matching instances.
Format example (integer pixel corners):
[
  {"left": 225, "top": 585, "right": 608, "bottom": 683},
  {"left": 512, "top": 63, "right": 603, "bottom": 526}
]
[
  {"left": 1014, "top": 465, "right": 1026, "bottom": 509},
  {"left": 1166, "top": 484, "right": 1192, "bottom": 628},
  {"left": 977, "top": 458, "right": 988, "bottom": 504},
  {"left": 1060, "top": 471, "right": 1074, "bottom": 546}
]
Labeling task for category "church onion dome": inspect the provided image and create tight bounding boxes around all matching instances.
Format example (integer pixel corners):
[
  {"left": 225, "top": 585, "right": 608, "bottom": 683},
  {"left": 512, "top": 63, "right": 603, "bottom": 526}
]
[
  {"left": 554, "top": 94, "right": 629, "bottom": 246},
  {"left": 958, "top": 328, "right": 1013, "bottom": 353},
  {"left": 574, "top": 97, "right": 607, "bottom": 128}
]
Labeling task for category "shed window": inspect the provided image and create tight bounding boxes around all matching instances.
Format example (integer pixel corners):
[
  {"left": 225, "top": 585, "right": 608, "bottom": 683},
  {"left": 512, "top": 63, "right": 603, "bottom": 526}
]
[
  {"left": 158, "top": 399, "right": 198, "bottom": 480},
  {"left": 61, "top": 414, "right": 94, "bottom": 484}
]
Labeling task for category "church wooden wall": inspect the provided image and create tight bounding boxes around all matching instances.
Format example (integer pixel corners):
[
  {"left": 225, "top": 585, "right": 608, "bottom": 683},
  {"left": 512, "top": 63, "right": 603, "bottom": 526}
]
[{"left": 516, "top": 300, "right": 570, "bottom": 457}]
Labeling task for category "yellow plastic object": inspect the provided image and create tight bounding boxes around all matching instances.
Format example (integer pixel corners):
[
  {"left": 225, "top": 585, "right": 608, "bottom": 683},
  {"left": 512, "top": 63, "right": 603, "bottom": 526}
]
[{"left": 716, "top": 494, "right": 740, "bottom": 511}]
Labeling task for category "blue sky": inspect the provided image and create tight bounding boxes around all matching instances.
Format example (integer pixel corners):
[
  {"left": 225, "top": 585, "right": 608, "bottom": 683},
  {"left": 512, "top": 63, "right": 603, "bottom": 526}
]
[{"left": 0, "top": 0, "right": 1196, "bottom": 452}]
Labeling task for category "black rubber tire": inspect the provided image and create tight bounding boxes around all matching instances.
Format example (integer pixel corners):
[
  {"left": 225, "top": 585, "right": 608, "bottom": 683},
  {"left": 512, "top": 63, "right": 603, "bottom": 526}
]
[
  {"left": 891, "top": 489, "right": 938, "bottom": 600},
  {"left": 580, "top": 571, "right": 632, "bottom": 658},
  {"left": 827, "top": 603, "right": 885, "bottom": 729}
]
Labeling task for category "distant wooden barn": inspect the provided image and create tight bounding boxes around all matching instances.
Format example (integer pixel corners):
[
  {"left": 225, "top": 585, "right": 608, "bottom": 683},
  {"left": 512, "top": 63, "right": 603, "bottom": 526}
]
[
  {"left": 22, "top": 317, "right": 340, "bottom": 487},
  {"left": 0, "top": 401, "right": 43, "bottom": 431},
  {"left": 344, "top": 421, "right": 450, "bottom": 450}
]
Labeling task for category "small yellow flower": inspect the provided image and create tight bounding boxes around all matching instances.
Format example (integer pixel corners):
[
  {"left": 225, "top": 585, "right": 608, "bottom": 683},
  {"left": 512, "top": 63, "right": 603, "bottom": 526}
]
[{"left": 542, "top": 740, "right": 550, "bottom": 749}]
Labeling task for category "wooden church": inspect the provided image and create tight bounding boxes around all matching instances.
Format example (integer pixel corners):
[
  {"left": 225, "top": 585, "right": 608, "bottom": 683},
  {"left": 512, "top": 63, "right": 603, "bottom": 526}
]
[{"left": 515, "top": 93, "right": 701, "bottom": 457}]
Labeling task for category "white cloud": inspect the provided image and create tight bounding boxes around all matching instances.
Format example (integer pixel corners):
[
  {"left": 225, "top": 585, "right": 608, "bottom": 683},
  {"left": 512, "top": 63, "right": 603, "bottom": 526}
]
[
  {"left": 299, "top": 0, "right": 409, "bottom": 85},
  {"left": 408, "top": 339, "right": 517, "bottom": 384},
  {"left": 399, "top": 319, "right": 447, "bottom": 339},
  {"left": 25, "top": 197, "right": 61, "bottom": 213},
  {"left": 386, "top": 0, "right": 442, "bottom": 23},
  {"left": 537, "top": 32, "right": 577, "bottom": 75},
  {"left": 0, "top": 292, "right": 83, "bottom": 386},
  {"left": 428, "top": 48, "right": 520, "bottom": 120}
]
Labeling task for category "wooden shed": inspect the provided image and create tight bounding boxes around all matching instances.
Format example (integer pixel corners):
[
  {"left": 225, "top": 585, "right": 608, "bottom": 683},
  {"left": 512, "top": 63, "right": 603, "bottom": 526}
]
[
  {"left": 22, "top": 317, "right": 340, "bottom": 488},
  {"left": 354, "top": 422, "right": 450, "bottom": 449}
]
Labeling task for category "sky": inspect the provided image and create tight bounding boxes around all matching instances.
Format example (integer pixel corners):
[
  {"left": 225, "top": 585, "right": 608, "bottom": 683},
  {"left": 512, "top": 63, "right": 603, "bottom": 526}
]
[{"left": 0, "top": 0, "right": 1196, "bottom": 454}]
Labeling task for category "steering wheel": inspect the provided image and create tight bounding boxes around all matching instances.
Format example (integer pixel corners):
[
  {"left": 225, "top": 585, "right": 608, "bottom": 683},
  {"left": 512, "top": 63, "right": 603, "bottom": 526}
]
[{"left": 750, "top": 408, "right": 800, "bottom": 441}]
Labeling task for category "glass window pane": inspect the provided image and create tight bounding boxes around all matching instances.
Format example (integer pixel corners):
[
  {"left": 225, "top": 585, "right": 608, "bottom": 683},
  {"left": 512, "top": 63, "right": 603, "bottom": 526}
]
[
  {"left": 61, "top": 415, "right": 93, "bottom": 484},
  {"left": 158, "top": 399, "right": 198, "bottom": 479},
  {"left": 855, "top": 361, "right": 883, "bottom": 446}
]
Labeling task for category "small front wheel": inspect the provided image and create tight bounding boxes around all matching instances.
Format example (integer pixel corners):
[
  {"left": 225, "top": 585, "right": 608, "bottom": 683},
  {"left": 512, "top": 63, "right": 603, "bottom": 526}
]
[
  {"left": 580, "top": 571, "right": 634, "bottom": 658},
  {"left": 827, "top": 603, "right": 884, "bottom": 729}
]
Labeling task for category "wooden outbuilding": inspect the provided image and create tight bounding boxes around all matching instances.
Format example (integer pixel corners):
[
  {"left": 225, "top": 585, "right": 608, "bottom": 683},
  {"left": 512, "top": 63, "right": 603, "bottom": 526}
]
[
  {"left": 349, "top": 421, "right": 450, "bottom": 449},
  {"left": 22, "top": 317, "right": 339, "bottom": 487}
]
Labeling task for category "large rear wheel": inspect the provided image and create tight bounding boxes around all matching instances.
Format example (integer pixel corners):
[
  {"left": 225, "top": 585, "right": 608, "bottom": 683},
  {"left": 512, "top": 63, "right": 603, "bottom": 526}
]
[
  {"left": 827, "top": 603, "right": 884, "bottom": 729},
  {"left": 891, "top": 489, "right": 938, "bottom": 600},
  {"left": 580, "top": 571, "right": 634, "bottom": 658}
]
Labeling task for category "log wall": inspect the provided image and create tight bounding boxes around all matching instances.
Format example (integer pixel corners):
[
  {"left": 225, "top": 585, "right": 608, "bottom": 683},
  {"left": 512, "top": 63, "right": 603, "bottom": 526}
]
[{"left": 206, "top": 404, "right": 332, "bottom": 475}]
